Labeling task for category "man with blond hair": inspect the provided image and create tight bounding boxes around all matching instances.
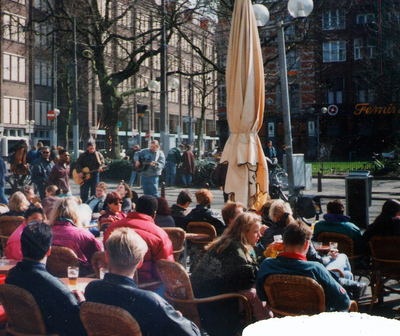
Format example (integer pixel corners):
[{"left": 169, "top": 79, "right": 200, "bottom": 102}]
[{"left": 85, "top": 228, "right": 200, "bottom": 336}]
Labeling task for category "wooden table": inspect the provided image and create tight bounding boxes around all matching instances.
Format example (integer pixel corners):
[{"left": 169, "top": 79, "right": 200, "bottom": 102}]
[
  {"left": 60, "top": 277, "right": 95, "bottom": 292},
  {"left": 0, "top": 259, "right": 18, "bottom": 275}
]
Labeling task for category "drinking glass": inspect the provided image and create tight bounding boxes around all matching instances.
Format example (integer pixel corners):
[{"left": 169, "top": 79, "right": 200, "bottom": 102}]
[
  {"left": 329, "top": 241, "right": 338, "bottom": 252},
  {"left": 67, "top": 266, "right": 79, "bottom": 287}
]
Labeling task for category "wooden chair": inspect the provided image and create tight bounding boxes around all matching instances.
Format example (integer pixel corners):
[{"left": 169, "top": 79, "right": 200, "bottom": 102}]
[
  {"left": 80, "top": 302, "right": 141, "bottom": 336},
  {"left": 156, "top": 259, "right": 252, "bottom": 330},
  {"left": 0, "top": 284, "right": 58, "bottom": 336},
  {"left": 369, "top": 236, "right": 400, "bottom": 310},
  {"left": 162, "top": 227, "right": 185, "bottom": 262},
  {"left": 186, "top": 222, "right": 217, "bottom": 270},
  {"left": 46, "top": 246, "right": 79, "bottom": 278},
  {"left": 0, "top": 216, "right": 24, "bottom": 251},
  {"left": 91, "top": 251, "right": 108, "bottom": 279},
  {"left": 317, "top": 231, "right": 371, "bottom": 281},
  {"left": 263, "top": 274, "right": 358, "bottom": 317}
]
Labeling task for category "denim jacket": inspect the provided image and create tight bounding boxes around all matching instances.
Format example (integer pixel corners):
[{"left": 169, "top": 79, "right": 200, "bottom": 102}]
[{"left": 134, "top": 148, "right": 165, "bottom": 177}]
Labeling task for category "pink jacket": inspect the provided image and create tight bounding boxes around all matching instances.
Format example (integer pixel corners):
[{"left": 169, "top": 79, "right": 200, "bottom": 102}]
[
  {"left": 5, "top": 222, "right": 26, "bottom": 261},
  {"left": 52, "top": 219, "right": 102, "bottom": 275}
]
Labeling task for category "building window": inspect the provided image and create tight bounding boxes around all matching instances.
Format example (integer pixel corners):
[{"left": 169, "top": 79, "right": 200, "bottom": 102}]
[
  {"left": 356, "top": 13, "right": 375, "bottom": 25},
  {"left": 3, "top": 97, "right": 26, "bottom": 124},
  {"left": 117, "top": 3, "right": 132, "bottom": 28},
  {"left": 4, "top": 53, "right": 26, "bottom": 82},
  {"left": 326, "top": 78, "right": 344, "bottom": 104},
  {"left": 34, "top": 100, "right": 51, "bottom": 126},
  {"left": 323, "top": 41, "right": 346, "bottom": 62},
  {"left": 35, "top": 23, "right": 52, "bottom": 47},
  {"left": 356, "top": 81, "right": 375, "bottom": 103},
  {"left": 286, "top": 50, "right": 299, "bottom": 71},
  {"left": 289, "top": 84, "right": 300, "bottom": 109},
  {"left": 354, "top": 38, "right": 363, "bottom": 60},
  {"left": 322, "top": 9, "right": 345, "bottom": 30},
  {"left": 35, "top": 60, "right": 52, "bottom": 86},
  {"left": 366, "top": 38, "right": 376, "bottom": 59},
  {"left": 169, "top": 115, "right": 179, "bottom": 134},
  {"left": 3, "top": 13, "right": 26, "bottom": 43}
]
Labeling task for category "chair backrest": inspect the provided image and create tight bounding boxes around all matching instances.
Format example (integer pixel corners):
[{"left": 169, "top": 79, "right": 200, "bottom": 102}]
[
  {"left": 156, "top": 259, "right": 201, "bottom": 328},
  {"left": 369, "top": 236, "right": 400, "bottom": 275},
  {"left": 91, "top": 251, "right": 108, "bottom": 278},
  {"left": 317, "top": 231, "right": 354, "bottom": 257},
  {"left": 162, "top": 227, "right": 185, "bottom": 262},
  {"left": 80, "top": 302, "right": 142, "bottom": 336},
  {"left": 187, "top": 222, "right": 217, "bottom": 251},
  {"left": 263, "top": 274, "right": 325, "bottom": 316},
  {"left": 0, "top": 284, "right": 52, "bottom": 335},
  {"left": 46, "top": 246, "right": 79, "bottom": 277},
  {"left": 0, "top": 216, "right": 24, "bottom": 250}
]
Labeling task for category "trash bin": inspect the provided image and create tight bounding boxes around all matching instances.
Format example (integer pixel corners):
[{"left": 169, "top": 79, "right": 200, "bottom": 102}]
[{"left": 345, "top": 171, "right": 372, "bottom": 229}]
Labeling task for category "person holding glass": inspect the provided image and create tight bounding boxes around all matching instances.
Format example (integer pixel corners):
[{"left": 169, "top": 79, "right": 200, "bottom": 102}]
[{"left": 191, "top": 212, "right": 273, "bottom": 336}]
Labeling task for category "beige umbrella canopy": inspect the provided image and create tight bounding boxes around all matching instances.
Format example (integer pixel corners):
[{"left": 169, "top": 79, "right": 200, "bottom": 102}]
[{"left": 219, "top": 0, "right": 269, "bottom": 210}]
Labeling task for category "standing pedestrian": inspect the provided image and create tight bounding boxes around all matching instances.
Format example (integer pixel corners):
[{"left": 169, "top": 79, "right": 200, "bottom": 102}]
[
  {"left": 47, "top": 149, "right": 71, "bottom": 196},
  {"left": 134, "top": 140, "right": 165, "bottom": 197},
  {"left": 0, "top": 156, "right": 8, "bottom": 205},
  {"left": 181, "top": 144, "right": 195, "bottom": 188},
  {"left": 31, "top": 146, "right": 54, "bottom": 199},
  {"left": 128, "top": 144, "right": 140, "bottom": 187},
  {"left": 165, "top": 144, "right": 183, "bottom": 187},
  {"left": 75, "top": 141, "right": 105, "bottom": 203}
]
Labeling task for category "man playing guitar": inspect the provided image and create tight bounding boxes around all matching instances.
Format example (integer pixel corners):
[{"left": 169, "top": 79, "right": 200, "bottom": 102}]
[{"left": 75, "top": 141, "right": 105, "bottom": 202}]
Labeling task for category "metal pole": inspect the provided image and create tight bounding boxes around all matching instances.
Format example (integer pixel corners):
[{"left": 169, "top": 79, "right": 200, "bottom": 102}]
[
  {"left": 72, "top": 18, "right": 79, "bottom": 158},
  {"left": 188, "top": 81, "right": 192, "bottom": 144},
  {"left": 51, "top": 33, "right": 58, "bottom": 147},
  {"left": 317, "top": 114, "right": 320, "bottom": 159},
  {"left": 277, "top": 21, "right": 295, "bottom": 195},
  {"left": 160, "top": 0, "right": 167, "bottom": 150}
]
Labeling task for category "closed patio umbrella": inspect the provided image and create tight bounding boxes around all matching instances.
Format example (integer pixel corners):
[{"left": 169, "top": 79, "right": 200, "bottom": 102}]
[{"left": 219, "top": 0, "right": 268, "bottom": 210}]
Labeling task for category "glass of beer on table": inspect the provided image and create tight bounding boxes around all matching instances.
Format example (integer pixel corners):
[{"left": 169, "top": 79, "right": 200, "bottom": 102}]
[{"left": 67, "top": 266, "right": 79, "bottom": 288}]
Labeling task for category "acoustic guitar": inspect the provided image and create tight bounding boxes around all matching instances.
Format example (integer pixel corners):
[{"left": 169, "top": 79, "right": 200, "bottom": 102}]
[
  {"left": 72, "top": 166, "right": 108, "bottom": 185},
  {"left": 133, "top": 159, "right": 153, "bottom": 173}
]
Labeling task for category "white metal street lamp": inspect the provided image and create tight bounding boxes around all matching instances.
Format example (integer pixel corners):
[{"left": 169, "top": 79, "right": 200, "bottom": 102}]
[
  {"left": 253, "top": 0, "right": 313, "bottom": 196},
  {"left": 148, "top": 77, "right": 180, "bottom": 93}
]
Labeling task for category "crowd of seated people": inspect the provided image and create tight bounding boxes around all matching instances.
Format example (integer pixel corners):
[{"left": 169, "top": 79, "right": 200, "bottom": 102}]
[{"left": 2, "top": 179, "right": 397, "bottom": 336}]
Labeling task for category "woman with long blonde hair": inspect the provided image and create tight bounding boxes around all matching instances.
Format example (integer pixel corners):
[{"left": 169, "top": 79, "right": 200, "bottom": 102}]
[
  {"left": 191, "top": 212, "right": 272, "bottom": 336},
  {"left": 49, "top": 197, "right": 102, "bottom": 275}
]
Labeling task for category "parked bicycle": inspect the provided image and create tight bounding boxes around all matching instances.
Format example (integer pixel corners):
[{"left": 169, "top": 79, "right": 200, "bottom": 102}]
[
  {"left": 269, "top": 170, "right": 322, "bottom": 224},
  {"left": 192, "top": 160, "right": 218, "bottom": 188},
  {"left": 361, "top": 153, "right": 400, "bottom": 177}
]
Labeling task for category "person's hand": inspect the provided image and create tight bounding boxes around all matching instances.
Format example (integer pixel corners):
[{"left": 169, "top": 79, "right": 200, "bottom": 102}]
[
  {"left": 78, "top": 173, "right": 83, "bottom": 179},
  {"left": 219, "top": 186, "right": 223, "bottom": 191},
  {"left": 135, "top": 162, "right": 140, "bottom": 168},
  {"left": 328, "top": 250, "right": 339, "bottom": 260},
  {"left": 98, "top": 167, "right": 103, "bottom": 173},
  {"left": 72, "top": 289, "right": 85, "bottom": 303},
  {"left": 150, "top": 161, "right": 156, "bottom": 167}
]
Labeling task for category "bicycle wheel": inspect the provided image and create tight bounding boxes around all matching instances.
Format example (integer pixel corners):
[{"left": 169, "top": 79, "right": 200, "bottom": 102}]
[{"left": 275, "top": 171, "right": 289, "bottom": 190}]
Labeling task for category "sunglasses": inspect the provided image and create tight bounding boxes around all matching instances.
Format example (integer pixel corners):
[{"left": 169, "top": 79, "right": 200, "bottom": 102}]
[
  {"left": 113, "top": 202, "right": 123, "bottom": 205},
  {"left": 43, "top": 152, "right": 50, "bottom": 154}
]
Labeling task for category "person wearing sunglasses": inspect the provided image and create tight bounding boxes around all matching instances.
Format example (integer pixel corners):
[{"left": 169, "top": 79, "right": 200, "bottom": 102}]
[{"left": 99, "top": 192, "right": 127, "bottom": 233}]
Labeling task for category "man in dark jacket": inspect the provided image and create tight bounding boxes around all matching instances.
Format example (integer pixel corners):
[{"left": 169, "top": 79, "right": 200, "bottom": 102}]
[
  {"left": 31, "top": 146, "right": 54, "bottom": 199},
  {"left": 6, "top": 222, "right": 87, "bottom": 336},
  {"left": 165, "top": 144, "right": 183, "bottom": 187},
  {"left": 75, "top": 142, "right": 105, "bottom": 202},
  {"left": 85, "top": 227, "right": 200, "bottom": 336},
  {"left": 184, "top": 189, "right": 225, "bottom": 235},
  {"left": 170, "top": 190, "right": 192, "bottom": 229}
]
